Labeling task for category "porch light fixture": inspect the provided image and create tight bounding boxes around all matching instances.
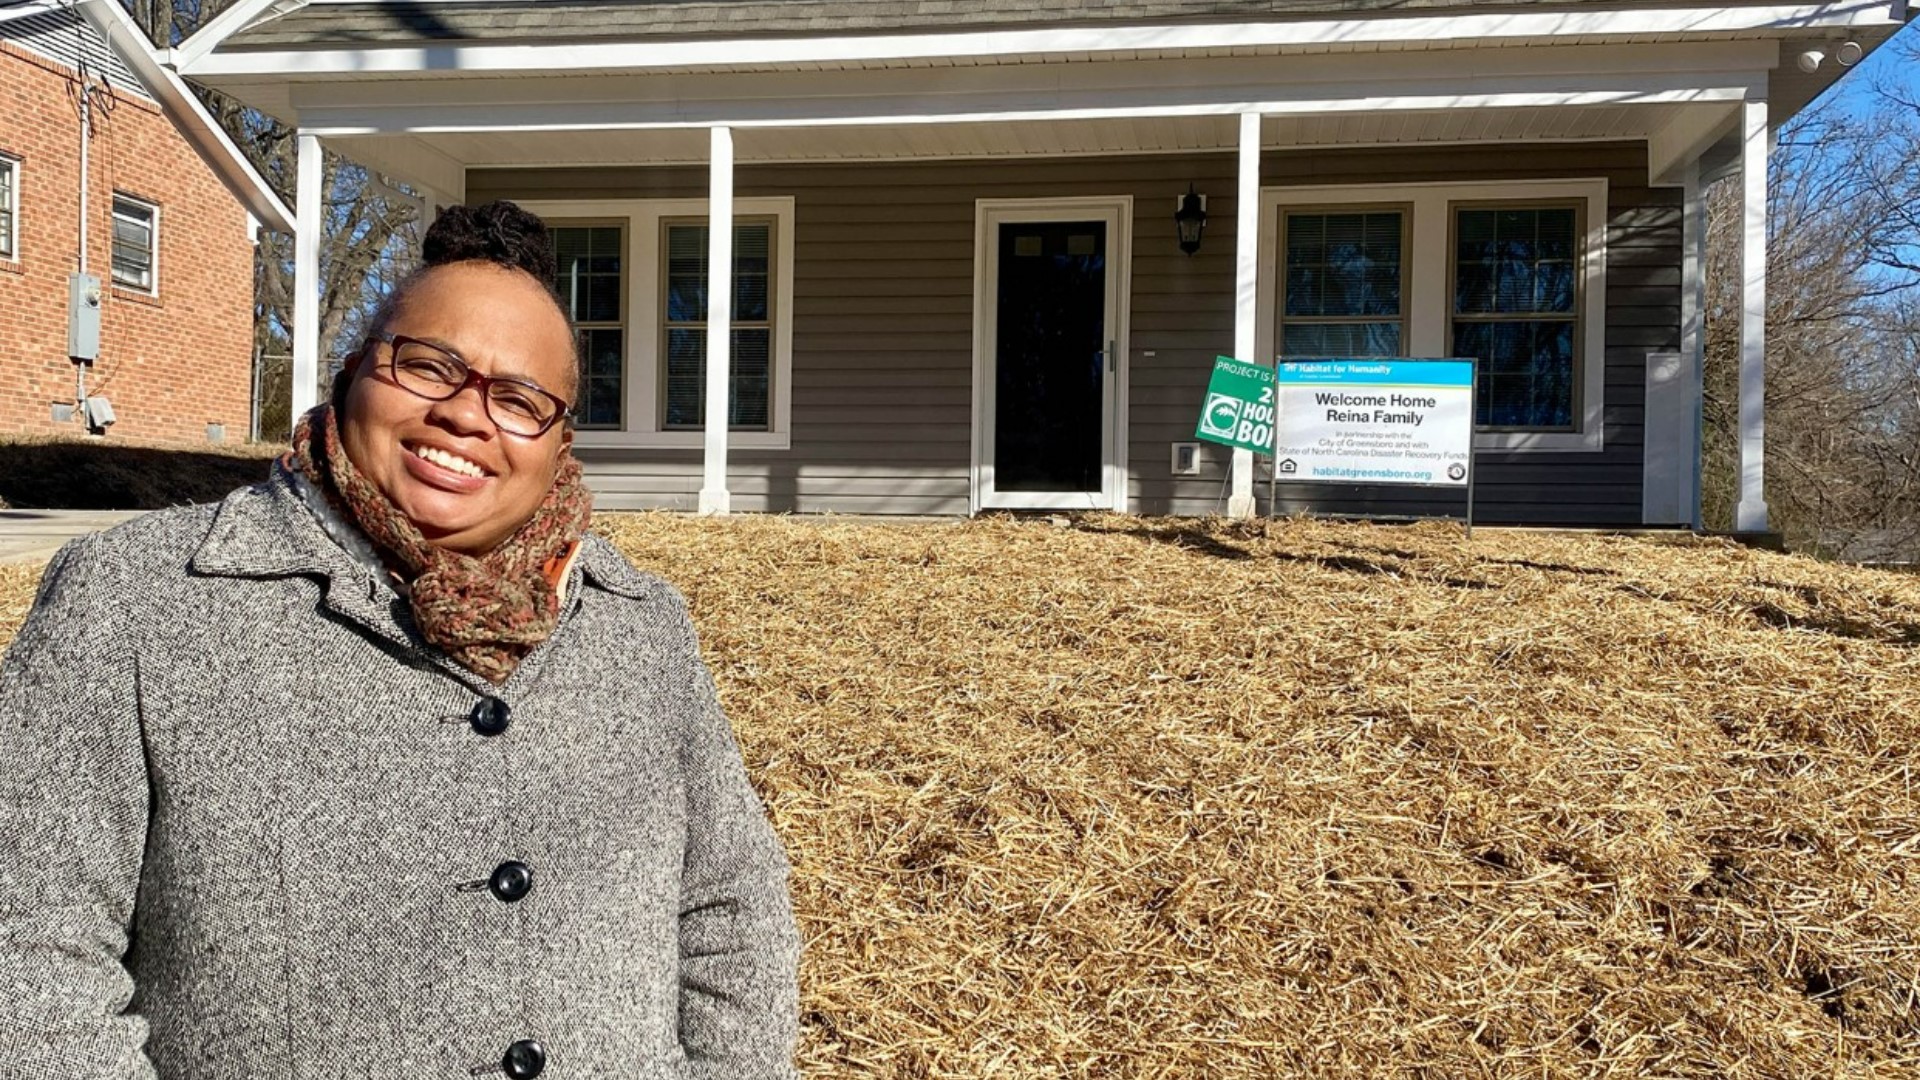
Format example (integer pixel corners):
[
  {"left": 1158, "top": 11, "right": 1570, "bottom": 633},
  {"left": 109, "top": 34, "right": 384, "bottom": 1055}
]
[{"left": 1174, "top": 185, "right": 1208, "bottom": 255}]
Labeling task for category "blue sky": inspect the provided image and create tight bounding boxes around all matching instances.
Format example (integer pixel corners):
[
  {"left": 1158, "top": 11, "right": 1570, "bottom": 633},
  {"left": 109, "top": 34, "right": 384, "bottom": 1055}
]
[{"left": 1816, "top": 22, "right": 1917, "bottom": 115}]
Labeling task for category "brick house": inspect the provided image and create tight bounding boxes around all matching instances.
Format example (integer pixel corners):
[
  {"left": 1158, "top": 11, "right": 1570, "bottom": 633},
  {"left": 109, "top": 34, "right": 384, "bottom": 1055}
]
[
  {"left": 173, "top": 0, "right": 1908, "bottom": 527},
  {"left": 0, "top": 1, "right": 289, "bottom": 445}
]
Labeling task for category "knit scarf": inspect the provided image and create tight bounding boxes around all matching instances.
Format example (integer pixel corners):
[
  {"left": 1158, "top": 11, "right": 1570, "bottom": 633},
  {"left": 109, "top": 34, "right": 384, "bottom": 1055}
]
[{"left": 289, "top": 403, "right": 593, "bottom": 684}]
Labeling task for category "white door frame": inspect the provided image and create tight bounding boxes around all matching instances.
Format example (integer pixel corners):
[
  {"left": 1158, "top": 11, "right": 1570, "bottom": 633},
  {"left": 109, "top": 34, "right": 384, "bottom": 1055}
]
[{"left": 970, "top": 196, "right": 1132, "bottom": 514}]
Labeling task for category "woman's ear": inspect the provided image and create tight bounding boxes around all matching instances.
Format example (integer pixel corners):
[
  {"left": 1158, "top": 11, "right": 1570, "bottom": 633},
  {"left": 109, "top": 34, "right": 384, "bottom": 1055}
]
[{"left": 329, "top": 349, "right": 365, "bottom": 411}]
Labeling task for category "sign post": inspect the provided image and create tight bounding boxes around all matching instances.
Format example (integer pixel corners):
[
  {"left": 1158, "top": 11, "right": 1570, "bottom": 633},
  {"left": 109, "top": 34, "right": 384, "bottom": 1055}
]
[{"left": 1268, "top": 358, "right": 1478, "bottom": 536}]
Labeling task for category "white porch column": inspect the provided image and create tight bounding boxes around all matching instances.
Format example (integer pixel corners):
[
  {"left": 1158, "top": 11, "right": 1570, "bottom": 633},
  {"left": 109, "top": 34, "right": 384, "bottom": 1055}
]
[
  {"left": 1735, "top": 98, "right": 1769, "bottom": 533},
  {"left": 698, "top": 125, "right": 735, "bottom": 517},
  {"left": 1228, "top": 110, "right": 1261, "bottom": 519},
  {"left": 1681, "top": 158, "right": 1707, "bottom": 531},
  {"left": 292, "top": 131, "right": 323, "bottom": 420}
]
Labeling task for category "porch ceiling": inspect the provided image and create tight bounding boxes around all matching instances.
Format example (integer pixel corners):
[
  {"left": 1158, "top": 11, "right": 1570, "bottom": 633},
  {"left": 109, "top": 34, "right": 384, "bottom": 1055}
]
[{"left": 331, "top": 103, "right": 1689, "bottom": 178}]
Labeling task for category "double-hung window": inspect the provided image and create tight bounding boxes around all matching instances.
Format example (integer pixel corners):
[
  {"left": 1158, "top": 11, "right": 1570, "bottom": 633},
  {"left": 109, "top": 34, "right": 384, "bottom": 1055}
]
[
  {"left": 111, "top": 194, "right": 157, "bottom": 293},
  {"left": 1278, "top": 209, "right": 1407, "bottom": 359},
  {"left": 515, "top": 197, "right": 793, "bottom": 449},
  {"left": 1262, "top": 180, "right": 1605, "bottom": 451},
  {"left": 662, "top": 218, "right": 773, "bottom": 431},
  {"left": 550, "top": 222, "right": 626, "bottom": 429},
  {"left": 0, "top": 155, "right": 18, "bottom": 261},
  {"left": 1449, "top": 204, "right": 1581, "bottom": 429}
]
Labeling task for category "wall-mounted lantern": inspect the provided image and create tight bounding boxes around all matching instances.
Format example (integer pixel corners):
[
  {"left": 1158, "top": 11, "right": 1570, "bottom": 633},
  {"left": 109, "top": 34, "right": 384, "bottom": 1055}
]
[{"left": 1174, "top": 185, "right": 1208, "bottom": 255}]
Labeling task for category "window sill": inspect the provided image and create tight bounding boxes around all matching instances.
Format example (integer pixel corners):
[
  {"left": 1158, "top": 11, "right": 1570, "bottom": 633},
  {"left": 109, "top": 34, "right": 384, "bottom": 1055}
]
[
  {"left": 0, "top": 258, "right": 21, "bottom": 277},
  {"left": 573, "top": 430, "right": 792, "bottom": 452},
  {"left": 1475, "top": 429, "right": 1601, "bottom": 452},
  {"left": 112, "top": 285, "right": 161, "bottom": 308}
]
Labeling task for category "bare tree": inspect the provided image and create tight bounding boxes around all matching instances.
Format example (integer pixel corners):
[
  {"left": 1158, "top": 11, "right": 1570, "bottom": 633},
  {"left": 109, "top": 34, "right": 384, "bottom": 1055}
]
[
  {"left": 124, "top": 0, "right": 425, "bottom": 440},
  {"left": 1702, "top": 43, "right": 1920, "bottom": 560}
]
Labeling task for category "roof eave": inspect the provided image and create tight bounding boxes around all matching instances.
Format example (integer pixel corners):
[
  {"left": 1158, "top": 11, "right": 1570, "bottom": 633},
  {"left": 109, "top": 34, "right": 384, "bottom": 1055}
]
[{"left": 77, "top": 0, "right": 294, "bottom": 235}]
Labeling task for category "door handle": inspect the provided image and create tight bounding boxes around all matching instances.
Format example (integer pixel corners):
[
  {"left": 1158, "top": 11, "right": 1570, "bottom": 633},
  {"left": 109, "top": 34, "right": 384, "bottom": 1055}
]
[{"left": 1105, "top": 340, "right": 1117, "bottom": 374}]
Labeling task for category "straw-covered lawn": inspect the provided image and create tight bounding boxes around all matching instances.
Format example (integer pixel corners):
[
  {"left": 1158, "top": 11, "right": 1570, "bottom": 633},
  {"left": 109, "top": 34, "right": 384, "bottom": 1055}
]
[{"left": 8, "top": 513, "right": 1920, "bottom": 1076}]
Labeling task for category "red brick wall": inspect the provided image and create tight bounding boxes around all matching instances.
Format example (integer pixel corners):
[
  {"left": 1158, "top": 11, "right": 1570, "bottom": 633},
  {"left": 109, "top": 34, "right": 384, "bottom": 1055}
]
[{"left": 0, "top": 41, "right": 252, "bottom": 445}]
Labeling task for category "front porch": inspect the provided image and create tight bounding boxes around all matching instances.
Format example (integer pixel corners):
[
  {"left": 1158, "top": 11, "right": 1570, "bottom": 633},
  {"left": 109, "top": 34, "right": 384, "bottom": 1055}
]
[{"left": 178, "top": 13, "right": 1876, "bottom": 528}]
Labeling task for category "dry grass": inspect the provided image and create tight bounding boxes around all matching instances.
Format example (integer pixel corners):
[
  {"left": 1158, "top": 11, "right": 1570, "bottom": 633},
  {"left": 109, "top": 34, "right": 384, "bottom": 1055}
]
[{"left": 9, "top": 511, "right": 1920, "bottom": 1077}]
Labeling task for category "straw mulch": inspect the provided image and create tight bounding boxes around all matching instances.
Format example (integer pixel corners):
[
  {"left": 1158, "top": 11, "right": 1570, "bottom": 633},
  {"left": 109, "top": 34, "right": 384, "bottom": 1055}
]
[{"left": 4, "top": 513, "right": 1918, "bottom": 1077}]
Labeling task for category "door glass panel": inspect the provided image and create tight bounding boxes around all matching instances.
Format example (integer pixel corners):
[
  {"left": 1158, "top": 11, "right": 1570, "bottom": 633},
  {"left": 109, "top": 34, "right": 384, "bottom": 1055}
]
[{"left": 995, "top": 221, "right": 1106, "bottom": 493}]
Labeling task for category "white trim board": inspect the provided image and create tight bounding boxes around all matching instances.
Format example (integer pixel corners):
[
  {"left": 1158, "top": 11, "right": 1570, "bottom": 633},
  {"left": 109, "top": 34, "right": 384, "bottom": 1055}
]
[
  {"left": 275, "top": 42, "right": 1775, "bottom": 135},
  {"left": 1256, "top": 178, "right": 1611, "bottom": 453},
  {"left": 515, "top": 197, "right": 796, "bottom": 452},
  {"left": 183, "top": 4, "right": 1894, "bottom": 77},
  {"left": 294, "top": 85, "right": 1764, "bottom": 139}
]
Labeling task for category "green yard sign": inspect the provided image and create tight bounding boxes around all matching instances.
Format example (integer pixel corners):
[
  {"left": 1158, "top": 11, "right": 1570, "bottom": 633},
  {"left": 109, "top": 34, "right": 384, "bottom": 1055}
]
[{"left": 1194, "top": 355, "right": 1276, "bottom": 455}]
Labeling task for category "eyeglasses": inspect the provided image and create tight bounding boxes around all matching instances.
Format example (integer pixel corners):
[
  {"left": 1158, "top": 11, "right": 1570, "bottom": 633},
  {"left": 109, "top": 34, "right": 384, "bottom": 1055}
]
[{"left": 374, "top": 333, "right": 573, "bottom": 437}]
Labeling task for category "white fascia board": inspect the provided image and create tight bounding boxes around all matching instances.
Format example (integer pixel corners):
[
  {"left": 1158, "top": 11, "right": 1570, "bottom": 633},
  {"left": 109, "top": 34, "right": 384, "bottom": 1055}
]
[
  {"left": 296, "top": 86, "right": 1762, "bottom": 138},
  {"left": 173, "top": 0, "right": 310, "bottom": 69},
  {"left": 285, "top": 42, "right": 1771, "bottom": 134},
  {"left": 76, "top": 0, "right": 294, "bottom": 234},
  {"left": 181, "top": 3, "right": 1898, "bottom": 78}
]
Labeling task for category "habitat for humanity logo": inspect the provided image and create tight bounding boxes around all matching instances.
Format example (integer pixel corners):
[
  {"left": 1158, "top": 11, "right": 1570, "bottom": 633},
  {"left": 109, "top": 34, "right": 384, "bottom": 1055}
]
[{"left": 1199, "top": 393, "right": 1242, "bottom": 438}]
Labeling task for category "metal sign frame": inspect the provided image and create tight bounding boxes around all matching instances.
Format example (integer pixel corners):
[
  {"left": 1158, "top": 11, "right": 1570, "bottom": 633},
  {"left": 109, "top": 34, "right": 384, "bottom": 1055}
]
[{"left": 1265, "top": 357, "right": 1479, "bottom": 538}]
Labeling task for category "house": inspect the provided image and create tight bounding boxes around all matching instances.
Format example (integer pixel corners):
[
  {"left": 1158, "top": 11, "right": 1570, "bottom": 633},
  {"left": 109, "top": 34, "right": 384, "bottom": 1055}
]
[
  {"left": 0, "top": 0, "right": 289, "bottom": 445},
  {"left": 153, "top": 0, "right": 1910, "bottom": 524}
]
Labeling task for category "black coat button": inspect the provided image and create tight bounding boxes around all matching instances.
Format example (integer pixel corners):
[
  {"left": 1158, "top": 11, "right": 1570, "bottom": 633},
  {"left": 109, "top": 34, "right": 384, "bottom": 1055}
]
[
  {"left": 502, "top": 1039, "right": 546, "bottom": 1079},
  {"left": 469, "top": 697, "right": 511, "bottom": 737},
  {"left": 489, "top": 860, "right": 533, "bottom": 903}
]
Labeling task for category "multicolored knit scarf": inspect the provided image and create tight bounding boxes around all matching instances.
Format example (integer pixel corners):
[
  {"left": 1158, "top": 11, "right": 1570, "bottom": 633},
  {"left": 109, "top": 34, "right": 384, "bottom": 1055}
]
[{"left": 289, "top": 403, "right": 593, "bottom": 684}]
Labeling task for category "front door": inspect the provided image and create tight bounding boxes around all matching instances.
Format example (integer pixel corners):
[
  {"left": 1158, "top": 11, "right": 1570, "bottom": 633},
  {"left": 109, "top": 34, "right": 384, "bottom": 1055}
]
[{"left": 975, "top": 201, "right": 1127, "bottom": 511}]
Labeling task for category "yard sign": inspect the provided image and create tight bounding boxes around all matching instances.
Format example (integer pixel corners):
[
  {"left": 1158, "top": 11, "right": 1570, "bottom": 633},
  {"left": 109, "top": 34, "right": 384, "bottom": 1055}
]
[
  {"left": 1272, "top": 359, "right": 1475, "bottom": 487},
  {"left": 1194, "top": 355, "right": 1277, "bottom": 455}
]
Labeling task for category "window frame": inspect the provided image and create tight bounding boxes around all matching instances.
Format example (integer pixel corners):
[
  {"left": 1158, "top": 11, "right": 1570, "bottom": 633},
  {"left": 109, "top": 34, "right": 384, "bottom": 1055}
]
[
  {"left": 547, "top": 218, "right": 629, "bottom": 431},
  {"left": 1446, "top": 197, "right": 1586, "bottom": 434},
  {"left": 514, "top": 197, "right": 795, "bottom": 451},
  {"left": 1275, "top": 203, "right": 1413, "bottom": 361},
  {"left": 110, "top": 192, "right": 160, "bottom": 295},
  {"left": 658, "top": 214, "right": 778, "bottom": 433},
  {"left": 0, "top": 154, "right": 19, "bottom": 263},
  {"left": 1258, "top": 179, "right": 1608, "bottom": 452}
]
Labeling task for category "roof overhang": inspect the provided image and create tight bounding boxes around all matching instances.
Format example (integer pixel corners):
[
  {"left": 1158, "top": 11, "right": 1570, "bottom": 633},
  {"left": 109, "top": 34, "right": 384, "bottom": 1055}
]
[
  {"left": 181, "top": 1, "right": 1906, "bottom": 79},
  {"left": 76, "top": 0, "right": 293, "bottom": 234},
  {"left": 168, "top": 0, "right": 1910, "bottom": 199}
]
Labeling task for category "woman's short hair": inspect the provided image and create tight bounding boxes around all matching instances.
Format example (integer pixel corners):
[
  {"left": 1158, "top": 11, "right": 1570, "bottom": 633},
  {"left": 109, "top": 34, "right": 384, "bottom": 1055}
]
[{"left": 344, "top": 200, "right": 577, "bottom": 402}]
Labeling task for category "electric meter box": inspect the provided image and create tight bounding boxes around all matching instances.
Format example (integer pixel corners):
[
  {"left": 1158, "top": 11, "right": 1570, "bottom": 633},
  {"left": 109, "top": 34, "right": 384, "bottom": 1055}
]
[{"left": 68, "top": 273, "right": 102, "bottom": 362}]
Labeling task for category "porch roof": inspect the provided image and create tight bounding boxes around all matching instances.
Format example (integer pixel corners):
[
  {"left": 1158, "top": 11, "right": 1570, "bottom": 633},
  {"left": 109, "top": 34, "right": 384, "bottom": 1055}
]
[{"left": 218, "top": 0, "right": 1815, "bottom": 48}]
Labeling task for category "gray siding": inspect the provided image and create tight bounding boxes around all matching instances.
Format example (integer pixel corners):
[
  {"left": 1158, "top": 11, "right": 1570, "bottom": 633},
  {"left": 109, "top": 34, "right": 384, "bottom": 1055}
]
[{"left": 471, "top": 140, "right": 1675, "bottom": 523}]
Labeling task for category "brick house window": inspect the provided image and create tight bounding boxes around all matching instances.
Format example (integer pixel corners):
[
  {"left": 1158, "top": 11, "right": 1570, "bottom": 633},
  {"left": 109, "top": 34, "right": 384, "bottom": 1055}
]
[
  {"left": 0, "top": 155, "right": 18, "bottom": 260},
  {"left": 111, "top": 194, "right": 158, "bottom": 293}
]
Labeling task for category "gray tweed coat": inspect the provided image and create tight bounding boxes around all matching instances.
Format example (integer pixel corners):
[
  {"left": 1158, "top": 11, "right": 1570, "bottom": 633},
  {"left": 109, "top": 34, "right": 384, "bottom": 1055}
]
[{"left": 0, "top": 470, "right": 800, "bottom": 1079}]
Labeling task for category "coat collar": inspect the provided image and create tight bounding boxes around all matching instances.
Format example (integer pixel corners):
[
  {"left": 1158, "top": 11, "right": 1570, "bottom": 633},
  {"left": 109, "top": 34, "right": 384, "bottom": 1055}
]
[
  {"left": 192, "top": 462, "right": 368, "bottom": 584},
  {"left": 192, "top": 462, "right": 654, "bottom": 604},
  {"left": 193, "top": 464, "right": 417, "bottom": 650}
]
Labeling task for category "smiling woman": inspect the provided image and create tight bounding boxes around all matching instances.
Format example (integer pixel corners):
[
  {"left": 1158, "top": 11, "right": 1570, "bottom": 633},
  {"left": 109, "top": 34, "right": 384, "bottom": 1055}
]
[{"left": 0, "top": 203, "right": 800, "bottom": 1079}]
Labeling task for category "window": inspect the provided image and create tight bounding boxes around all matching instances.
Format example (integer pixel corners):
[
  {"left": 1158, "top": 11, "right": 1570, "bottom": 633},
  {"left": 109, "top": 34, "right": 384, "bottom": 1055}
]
[
  {"left": 0, "top": 155, "right": 17, "bottom": 260},
  {"left": 513, "top": 197, "right": 794, "bottom": 449},
  {"left": 1449, "top": 204, "right": 1580, "bottom": 429},
  {"left": 1260, "top": 180, "right": 1606, "bottom": 451},
  {"left": 662, "top": 218, "right": 773, "bottom": 431},
  {"left": 1278, "top": 209, "right": 1406, "bottom": 358},
  {"left": 111, "top": 194, "right": 157, "bottom": 292},
  {"left": 551, "top": 223, "right": 625, "bottom": 428}
]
